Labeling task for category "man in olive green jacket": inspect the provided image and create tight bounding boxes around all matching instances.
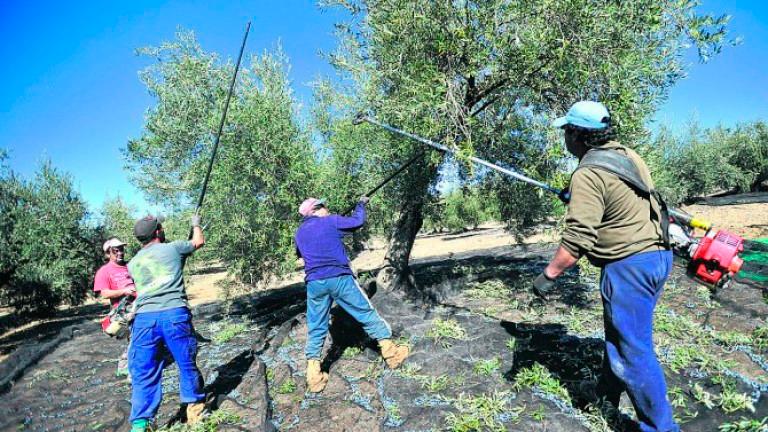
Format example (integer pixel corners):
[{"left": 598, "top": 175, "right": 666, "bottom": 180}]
[{"left": 534, "top": 101, "right": 678, "bottom": 432}]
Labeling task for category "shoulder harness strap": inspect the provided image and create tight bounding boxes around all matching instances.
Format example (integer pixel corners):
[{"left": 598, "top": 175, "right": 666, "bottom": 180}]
[{"left": 577, "top": 148, "right": 670, "bottom": 248}]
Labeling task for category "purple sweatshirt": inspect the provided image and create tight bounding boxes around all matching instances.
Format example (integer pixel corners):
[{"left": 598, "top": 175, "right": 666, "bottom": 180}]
[{"left": 295, "top": 203, "right": 366, "bottom": 282}]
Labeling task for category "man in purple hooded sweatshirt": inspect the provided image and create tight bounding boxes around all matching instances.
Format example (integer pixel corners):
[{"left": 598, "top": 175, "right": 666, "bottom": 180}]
[{"left": 295, "top": 196, "right": 409, "bottom": 392}]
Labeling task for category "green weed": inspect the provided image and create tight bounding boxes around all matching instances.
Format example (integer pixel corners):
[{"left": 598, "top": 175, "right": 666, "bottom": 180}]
[
  {"left": 513, "top": 363, "right": 571, "bottom": 404},
  {"left": 691, "top": 383, "right": 717, "bottom": 409},
  {"left": 363, "top": 361, "right": 384, "bottom": 380},
  {"left": 385, "top": 402, "right": 402, "bottom": 423},
  {"left": 28, "top": 368, "right": 71, "bottom": 387},
  {"left": 506, "top": 338, "right": 517, "bottom": 351},
  {"left": 715, "top": 330, "right": 753, "bottom": 347},
  {"left": 212, "top": 322, "right": 248, "bottom": 344},
  {"left": 754, "top": 326, "right": 768, "bottom": 351},
  {"left": 452, "top": 373, "right": 467, "bottom": 387},
  {"left": 577, "top": 259, "right": 600, "bottom": 284},
  {"left": 393, "top": 335, "right": 413, "bottom": 349},
  {"left": 342, "top": 346, "right": 363, "bottom": 359},
  {"left": 562, "top": 307, "right": 598, "bottom": 335},
  {"left": 275, "top": 378, "right": 296, "bottom": 394},
  {"left": 712, "top": 374, "right": 738, "bottom": 389},
  {"left": 426, "top": 318, "right": 468, "bottom": 347},
  {"left": 157, "top": 409, "right": 242, "bottom": 431},
  {"left": 445, "top": 392, "right": 518, "bottom": 432},
  {"left": 465, "top": 279, "right": 510, "bottom": 300},
  {"left": 668, "top": 386, "right": 688, "bottom": 408},
  {"left": 673, "top": 409, "right": 700, "bottom": 426},
  {"left": 420, "top": 375, "right": 450, "bottom": 393},
  {"left": 718, "top": 416, "right": 768, "bottom": 432},
  {"left": 719, "top": 388, "right": 756, "bottom": 414},
  {"left": 667, "top": 345, "right": 699, "bottom": 372},
  {"left": 712, "top": 374, "right": 757, "bottom": 413},
  {"left": 396, "top": 363, "right": 423, "bottom": 379},
  {"left": 473, "top": 357, "right": 501, "bottom": 377},
  {"left": 280, "top": 336, "right": 296, "bottom": 347},
  {"left": 530, "top": 405, "right": 545, "bottom": 421},
  {"left": 582, "top": 403, "right": 613, "bottom": 432}
]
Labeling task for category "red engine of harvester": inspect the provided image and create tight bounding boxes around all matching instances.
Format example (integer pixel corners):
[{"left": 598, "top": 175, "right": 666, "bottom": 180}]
[
  {"left": 689, "top": 229, "right": 744, "bottom": 286},
  {"left": 668, "top": 209, "right": 746, "bottom": 288}
]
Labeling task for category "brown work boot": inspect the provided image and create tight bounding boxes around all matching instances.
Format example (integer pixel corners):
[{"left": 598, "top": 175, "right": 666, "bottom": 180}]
[
  {"left": 306, "top": 359, "right": 329, "bottom": 393},
  {"left": 186, "top": 402, "right": 207, "bottom": 425},
  {"left": 379, "top": 339, "right": 409, "bottom": 369}
]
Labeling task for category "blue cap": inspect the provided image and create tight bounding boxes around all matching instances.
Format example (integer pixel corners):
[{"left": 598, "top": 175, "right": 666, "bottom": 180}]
[{"left": 552, "top": 101, "right": 610, "bottom": 130}]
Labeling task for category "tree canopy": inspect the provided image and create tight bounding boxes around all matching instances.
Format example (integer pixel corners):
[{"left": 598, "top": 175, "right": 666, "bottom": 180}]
[
  {"left": 315, "top": 0, "right": 734, "bottom": 293},
  {"left": 120, "top": 2, "right": 735, "bottom": 295},
  {"left": 124, "top": 31, "right": 318, "bottom": 283},
  {"left": 0, "top": 157, "right": 101, "bottom": 315}
]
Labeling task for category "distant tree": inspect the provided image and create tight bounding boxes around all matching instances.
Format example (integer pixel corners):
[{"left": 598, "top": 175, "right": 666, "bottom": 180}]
[
  {"left": 124, "top": 31, "right": 317, "bottom": 284},
  {"left": 642, "top": 120, "right": 768, "bottom": 205},
  {"left": 0, "top": 160, "right": 101, "bottom": 316},
  {"left": 0, "top": 149, "right": 20, "bottom": 292},
  {"left": 319, "top": 0, "right": 734, "bottom": 295},
  {"left": 99, "top": 197, "right": 139, "bottom": 258},
  {"left": 427, "top": 186, "right": 499, "bottom": 233}
]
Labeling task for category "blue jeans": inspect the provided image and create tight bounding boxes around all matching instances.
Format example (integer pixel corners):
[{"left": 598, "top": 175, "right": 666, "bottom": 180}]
[
  {"left": 305, "top": 275, "right": 392, "bottom": 359},
  {"left": 129, "top": 307, "right": 205, "bottom": 422},
  {"left": 599, "top": 250, "right": 678, "bottom": 432}
]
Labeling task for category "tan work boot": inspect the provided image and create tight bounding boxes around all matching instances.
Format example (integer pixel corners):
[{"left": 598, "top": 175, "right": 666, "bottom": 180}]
[
  {"left": 306, "top": 359, "right": 329, "bottom": 393},
  {"left": 379, "top": 339, "right": 409, "bottom": 369},
  {"left": 186, "top": 402, "right": 206, "bottom": 425}
]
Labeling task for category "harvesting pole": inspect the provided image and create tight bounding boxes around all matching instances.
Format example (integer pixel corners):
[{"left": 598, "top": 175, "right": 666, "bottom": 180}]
[
  {"left": 354, "top": 114, "right": 714, "bottom": 230},
  {"left": 353, "top": 114, "right": 563, "bottom": 196},
  {"left": 342, "top": 149, "right": 427, "bottom": 215},
  {"left": 189, "top": 21, "right": 251, "bottom": 239}
]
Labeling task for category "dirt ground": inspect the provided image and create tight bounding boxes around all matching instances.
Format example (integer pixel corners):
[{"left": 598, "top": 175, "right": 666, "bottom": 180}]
[{"left": 682, "top": 202, "right": 768, "bottom": 239}]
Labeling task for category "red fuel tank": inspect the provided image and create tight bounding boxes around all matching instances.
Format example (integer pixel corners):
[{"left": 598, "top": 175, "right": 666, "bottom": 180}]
[{"left": 690, "top": 230, "right": 744, "bottom": 285}]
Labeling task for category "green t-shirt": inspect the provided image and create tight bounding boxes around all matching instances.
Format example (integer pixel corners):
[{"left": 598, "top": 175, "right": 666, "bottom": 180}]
[{"left": 128, "top": 240, "right": 195, "bottom": 313}]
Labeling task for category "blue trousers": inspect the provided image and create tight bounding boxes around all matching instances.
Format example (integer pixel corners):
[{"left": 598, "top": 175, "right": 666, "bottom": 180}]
[
  {"left": 305, "top": 275, "right": 392, "bottom": 359},
  {"left": 598, "top": 250, "right": 678, "bottom": 432},
  {"left": 129, "top": 307, "right": 205, "bottom": 422}
]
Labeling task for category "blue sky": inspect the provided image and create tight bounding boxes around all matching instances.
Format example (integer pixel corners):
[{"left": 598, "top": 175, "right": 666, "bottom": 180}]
[{"left": 1, "top": 1, "right": 767, "bottom": 212}]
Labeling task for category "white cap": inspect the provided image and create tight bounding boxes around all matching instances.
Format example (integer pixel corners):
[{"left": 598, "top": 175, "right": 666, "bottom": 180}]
[{"left": 103, "top": 238, "right": 127, "bottom": 252}]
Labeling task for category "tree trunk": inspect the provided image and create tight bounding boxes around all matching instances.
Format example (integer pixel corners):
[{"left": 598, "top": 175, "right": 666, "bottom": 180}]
[
  {"left": 378, "top": 197, "right": 424, "bottom": 292},
  {"left": 377, "top": 161, "right": 438, "bottom": 298},
  {"left": 752, "top": 172, "right": 768, "bottom": 192}
]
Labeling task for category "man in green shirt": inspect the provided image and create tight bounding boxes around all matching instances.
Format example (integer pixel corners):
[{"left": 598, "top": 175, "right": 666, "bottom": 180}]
[
  {"left": 127, "top": 214, "right": 207, "bottom": 432},
  {"left": 534, "top": 101, "right": 678, "bottom": 432}
]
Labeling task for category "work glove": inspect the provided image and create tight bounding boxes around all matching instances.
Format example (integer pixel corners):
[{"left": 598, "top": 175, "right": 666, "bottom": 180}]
[
  {"left": 191, "top": 214, "right": 201, "bottom": 227},
  {"left": 557, "top": 188, "right": 571, "bottom": 204},
  {"left": 532, "top": 272, "right": 557, "bottom": 300},
  {"left": 359, "top": 195, "right": 370, "bottom": 205}
]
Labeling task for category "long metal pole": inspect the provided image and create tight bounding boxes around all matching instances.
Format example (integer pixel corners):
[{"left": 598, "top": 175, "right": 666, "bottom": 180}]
[
  {"left": 354, "top": 114, "right": 563, "bottom": 195},
  {"left": 355, "top": 115, "right": 714, "bottom": 230},
  {"left": 189, "top": 21, "right": 251, "bottom": 239},
  {"left": 343, "top": 149, "right": 427, "bottom": 214}
]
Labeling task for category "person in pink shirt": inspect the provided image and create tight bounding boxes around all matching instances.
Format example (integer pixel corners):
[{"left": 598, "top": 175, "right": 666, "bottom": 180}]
[{"left": 94, "top": 237, "right": 136, "bottom": 378}]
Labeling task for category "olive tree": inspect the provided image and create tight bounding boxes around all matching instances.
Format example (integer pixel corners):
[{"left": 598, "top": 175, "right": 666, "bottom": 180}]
[
  {"left": 124, "top": 30, "right": 317, "bottom": 284},
  {"left": 0, "top": 159, "right": 101, "bottom": 316},
  {"left": 641, "top": 120, "right": 768, "bottom": 205},
  {"left": 99, "top": 197, "right": 140, "bottom": 258},
  {"left": 318, "top": 0, "right": 733, "bottom": 295}
]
